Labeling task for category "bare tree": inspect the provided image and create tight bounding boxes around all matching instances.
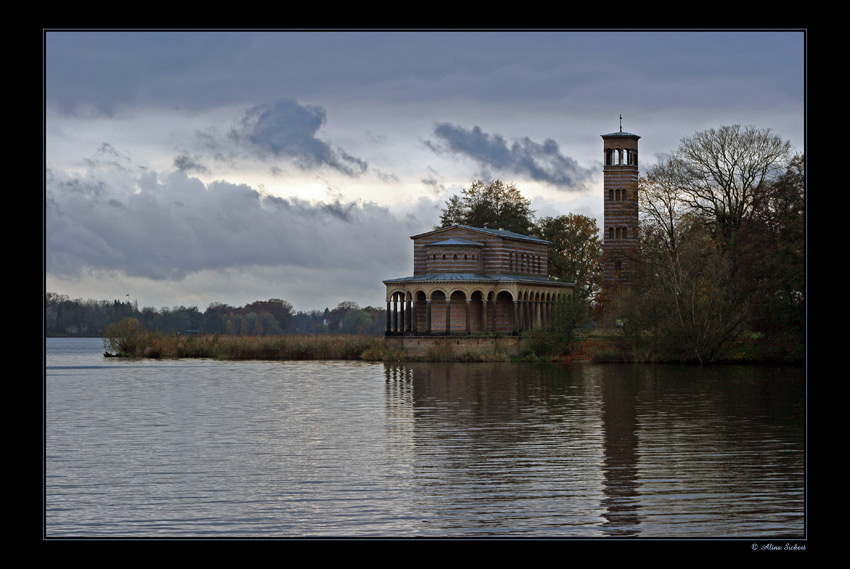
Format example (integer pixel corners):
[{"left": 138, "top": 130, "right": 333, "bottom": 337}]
[
  {"left": 639, "top": 164, "right": 687, "bottom": 253},
  {"left": 666, "top": 125, "right": 791, "bottom": 247}
]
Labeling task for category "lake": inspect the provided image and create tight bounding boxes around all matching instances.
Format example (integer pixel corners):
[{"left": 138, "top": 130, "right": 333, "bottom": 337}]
[{"left": 44, "top": 337, "right": 805, "bottom": 539}]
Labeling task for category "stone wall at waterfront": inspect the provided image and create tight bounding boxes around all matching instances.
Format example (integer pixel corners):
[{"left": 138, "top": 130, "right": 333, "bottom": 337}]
[{"left": 384, "top": 335, "right": 525, "bottom": 359}]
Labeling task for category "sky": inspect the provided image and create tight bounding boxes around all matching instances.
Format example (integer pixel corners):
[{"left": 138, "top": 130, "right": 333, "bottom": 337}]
[{"left": 44, "top": 30, "right": 806, "bottom": 313}]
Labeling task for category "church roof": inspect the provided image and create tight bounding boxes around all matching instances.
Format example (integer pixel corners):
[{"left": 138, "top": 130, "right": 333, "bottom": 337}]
[
  {"left": 384, "top": 273, "right": 573, "bottom": 287},
  {"left": 411, "top": 225, "right": 549, "bottom": 244},
  {"left": 601, "top": 131, "right": 640, "bottom": 138},
  {"left": 426, "top": 237, "right": 485, "bottom": 247},
  {"left": 602, "top": 116, "right": 640, "bottom": 139}
]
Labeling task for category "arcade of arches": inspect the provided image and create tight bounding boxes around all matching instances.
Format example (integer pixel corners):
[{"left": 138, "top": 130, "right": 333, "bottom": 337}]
[{"left": 385, "top": 283, "right": 570, "bottom": 336}]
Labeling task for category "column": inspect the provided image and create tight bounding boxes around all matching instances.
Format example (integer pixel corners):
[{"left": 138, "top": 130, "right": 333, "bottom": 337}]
[
  {"left": 482, "top": 298, "right": 488, "bottom": 333},
  {"left": 445, "top": 298, "right": 451, "bottom": 334},
  {"left": 426, "top": 299, "right": 432, "bottom": 333},
  {"left": 465, "top": 298, "right": 471, "bottom": 334}
]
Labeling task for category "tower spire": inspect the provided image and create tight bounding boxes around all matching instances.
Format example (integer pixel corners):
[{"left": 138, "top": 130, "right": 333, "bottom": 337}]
[{"left": 619, "top": 114, "right": 623, "bottom": 132}]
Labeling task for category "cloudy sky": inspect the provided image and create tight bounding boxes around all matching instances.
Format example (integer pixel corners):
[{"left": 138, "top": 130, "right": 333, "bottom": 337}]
[{"left": 44, "top": 30, "right": 806, "bottom": 312}]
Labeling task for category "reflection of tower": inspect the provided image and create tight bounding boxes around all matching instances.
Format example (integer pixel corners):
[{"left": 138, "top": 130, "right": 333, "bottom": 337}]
[
  {"left": 600, "top": 368, "right": 641, "bottom": 536},
  {"left": 601, "top": 117, "right": 640, "bottom": 292}
]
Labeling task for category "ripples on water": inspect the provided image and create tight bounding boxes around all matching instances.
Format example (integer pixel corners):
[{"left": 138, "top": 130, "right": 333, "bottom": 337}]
[{"left": 45, "top": 338, "right": 805, "bottom": 539}]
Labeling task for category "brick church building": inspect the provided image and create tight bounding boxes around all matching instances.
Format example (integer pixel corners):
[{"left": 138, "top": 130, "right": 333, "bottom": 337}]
[{"left": 383, "top": 225, "right": 573, "bottom": 335}]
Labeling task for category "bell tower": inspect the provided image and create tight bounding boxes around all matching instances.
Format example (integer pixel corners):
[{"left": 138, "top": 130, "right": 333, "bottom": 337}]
[{"left": 601, "top": 116, "right": 640, "bottom": 292}]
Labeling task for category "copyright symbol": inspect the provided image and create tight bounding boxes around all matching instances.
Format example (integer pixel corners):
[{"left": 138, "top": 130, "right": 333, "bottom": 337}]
[{"left": 752, "top": 544, "right": 758, "bottom": 550}]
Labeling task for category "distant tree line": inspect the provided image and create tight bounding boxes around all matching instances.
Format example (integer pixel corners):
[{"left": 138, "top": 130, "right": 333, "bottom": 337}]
[{"left": 45, "top": 293, "right": 386, "bottom": 337}]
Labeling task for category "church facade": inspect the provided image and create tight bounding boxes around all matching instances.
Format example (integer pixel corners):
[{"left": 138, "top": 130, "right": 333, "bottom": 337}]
[{"left": 383, "top": 225, "right": 573, "bottom": 335}]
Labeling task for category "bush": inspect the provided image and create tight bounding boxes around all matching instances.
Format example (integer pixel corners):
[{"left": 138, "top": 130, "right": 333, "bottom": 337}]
[
  {"left": 522, "top": 295, "right": 590, "bottom": 357},
  {"left": 425, "top": 340, "right": 455, "bottom": 361},
  {"left": 103, "top": 318, "right": 148, "bottom": 357}
]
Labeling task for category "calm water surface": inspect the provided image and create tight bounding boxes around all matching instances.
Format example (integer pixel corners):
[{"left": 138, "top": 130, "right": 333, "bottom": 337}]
[{"left": 45, "top": 337, "right": 805, "bottom": 538}]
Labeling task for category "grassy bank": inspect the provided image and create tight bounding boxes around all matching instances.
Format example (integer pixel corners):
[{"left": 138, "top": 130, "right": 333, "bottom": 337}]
[{"left": 563, "top": 329, "right": 804, "bottom": 365}]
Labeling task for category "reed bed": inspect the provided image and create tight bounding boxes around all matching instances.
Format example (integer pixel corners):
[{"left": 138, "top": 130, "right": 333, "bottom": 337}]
[{"left": 107, "top": 333, "right": 389, "bottom": 361}]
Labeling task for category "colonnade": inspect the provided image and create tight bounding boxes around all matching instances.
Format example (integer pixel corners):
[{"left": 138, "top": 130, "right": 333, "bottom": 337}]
[{"left": 385, "top": 288, "right": 568, "bottom": 335}]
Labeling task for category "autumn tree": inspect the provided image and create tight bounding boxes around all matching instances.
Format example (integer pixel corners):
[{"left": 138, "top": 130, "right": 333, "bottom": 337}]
[
  {"left": 243, "top": 299, "right": 294, "bottom": 332},
  {"left": 438, "top": 179, "right": 535, "bottom": 235},
  {"left": 327, "top": 301, "right": 361, "bottom": 332},
  {"left": 533, "top": 213, "right": 603, "bottom": 303}
]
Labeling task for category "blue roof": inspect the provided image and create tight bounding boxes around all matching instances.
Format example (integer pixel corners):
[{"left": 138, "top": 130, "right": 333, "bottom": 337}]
[{"left": 427, "top": 237, "right": 484, "bottom": 247}]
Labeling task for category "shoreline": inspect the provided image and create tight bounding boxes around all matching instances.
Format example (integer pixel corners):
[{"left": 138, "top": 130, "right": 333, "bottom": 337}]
[{"left": 82, "top": 330, "right": 803, "bottom": 366}]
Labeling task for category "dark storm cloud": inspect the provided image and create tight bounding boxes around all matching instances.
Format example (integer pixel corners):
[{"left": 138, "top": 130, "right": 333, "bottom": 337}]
[
  {"left": 45, "top": 31, "right": 804, "bottom": 125},
  {"left": 82, "top": 143, "right": 134, "bottom": 172},
  {"left": 45, "top": 168, "right": 419, "bottom": 282},
  {"left": 430, "top": 123, "right": 594, "bottom": 189},
  {"left": 173, "top": 151, "right": 210, "bottom": 175},
  {"left": 230, "top": 99, "right": 368, "bottom": 176}
]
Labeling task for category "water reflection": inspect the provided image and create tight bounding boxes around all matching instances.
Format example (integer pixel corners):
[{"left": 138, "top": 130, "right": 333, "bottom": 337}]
[
  {"left": 46, "top": 338, "right": 803, "bottom": 538},
  {"left": 597, "top": 366, "right": 641, "bottom": 536},
  {"left": 384, "top": 362, "right": 804, "bottom": 537},
  {"left": 384, "top": 363, "right": 606, "bottom": 535}
]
